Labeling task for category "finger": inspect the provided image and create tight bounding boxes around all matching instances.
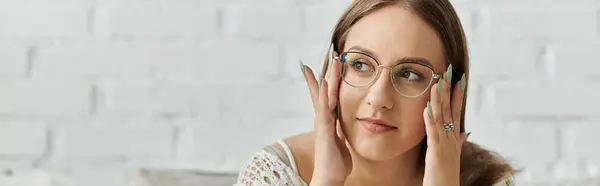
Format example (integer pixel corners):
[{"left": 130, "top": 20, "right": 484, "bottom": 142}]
[
  {"left": 324, "top": 43, "right": 334, "bottom": 80},
  {"left": 430, "top": 80, "right": 446, "bottom": 140},
  {"left": 424, "top": 102, "right": 438, "bottom": 143},
  {"left": 327, "top": 50, "right": 341, "bottom": 110},
  {"left": 440, "top": 67, "right": 455, "bottom": 142},
  {"left": 441, "top": 68, "right": 453, "bottom": 128},
  {"left": 335, "top": 120, "right": 350, "bottom": 157},
  {"left": 452, "top": 73, "right": 466, "bottom": 138},
  {"left": 336, "top": 120, "right": 345, "bottom": 145},
  {"left": 316, "top": 80, "right": 334, "bottom": 135},
  {"left": 302, "top": 63, "right": 320, "bottom": 112}
]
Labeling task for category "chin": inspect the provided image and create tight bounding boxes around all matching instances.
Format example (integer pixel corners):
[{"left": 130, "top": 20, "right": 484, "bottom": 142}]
[
  {"left": 348, "top": 127, "right": 425, "bottom": 161},
  {"left": 354, "top": 141, "right": 398, "bottom": 160}
]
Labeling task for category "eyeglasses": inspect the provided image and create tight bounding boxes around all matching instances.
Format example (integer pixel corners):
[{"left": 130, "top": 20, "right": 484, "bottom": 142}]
[{"left": 335, "top": 51, "right": 441, "bottom": 98}]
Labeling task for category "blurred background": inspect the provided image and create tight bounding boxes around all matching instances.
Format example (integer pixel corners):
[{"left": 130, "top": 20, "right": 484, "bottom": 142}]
[{"left": 0, "top": 0, "right": 599, "bottom": 185}]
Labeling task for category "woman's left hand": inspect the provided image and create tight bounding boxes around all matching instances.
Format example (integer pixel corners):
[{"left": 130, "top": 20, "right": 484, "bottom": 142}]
[{"left": 422, "top": 64, "right": 470, "bottom": 186}]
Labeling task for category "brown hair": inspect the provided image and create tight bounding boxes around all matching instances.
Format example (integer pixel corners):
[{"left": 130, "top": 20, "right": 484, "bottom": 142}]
[{"left": 319, "top": 0, "right": 518, "bottom": 185}]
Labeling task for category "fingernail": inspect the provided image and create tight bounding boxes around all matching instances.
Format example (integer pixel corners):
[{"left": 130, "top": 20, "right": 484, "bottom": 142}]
[
  {"left": 319, "top": 78, "right": 323, "bottom": 88},
  {"left": 437, "top": 78, "right": 442, "bottom": 93},
  {"left": 427, "top": 101, "right": 432, "bottom": 116},
  {"left": 299, "top": 60, "right": 305, "bottom": 75},
  {"left": 329, "top": 43, "right": 334, "bottom": 65},
  {"left": 466, "top": 132, "right": 472, "bottom": 140},
  {"left": 446, "top": 64, "right": 453, "bottom": 83},
  {"left": 460, "top": 73, "right": 466, "bottom": 91}
]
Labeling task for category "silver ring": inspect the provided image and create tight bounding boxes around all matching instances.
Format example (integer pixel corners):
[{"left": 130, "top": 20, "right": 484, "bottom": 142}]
[{"left": 443, "top": 123, "right": 454, "bottom": 132}]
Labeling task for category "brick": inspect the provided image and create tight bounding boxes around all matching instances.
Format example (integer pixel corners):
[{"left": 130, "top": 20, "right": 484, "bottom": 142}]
[
  {"left": 151, "top": 41, "right": 279, "bottom": 85},
  {"left": 304, "top": 2, "right": 350, "bottom": 39},
  {"left": 98, "top": 81, "right": 221, "bottom": 120},
  {"left": 571, "top": 122, "right": 600, "bottom": 166},
  {"left": 190, "top": 125, "right": 243, "bottom": 172},
  {"left": 0, "top": 122, "right": 46, "bottom": 156},
  {"left": 151, "top": 84, "right": 221, "bottom": 119},
  {"left": 0, "top": 0, "right": 93, "bottom": 6},
  {"left": 466, "top": 120, "right": 558, "bottom": 169},
  {"left": 94, "top": 5, "right": 218, "bottom": 38},
  {"left": 0, "top": 5, "right": 87, "bottom": 38},
  {"left": 294, "top": 0, "right": 350, "bottom": 6},
  {"left": 0, "top": 159, "right": 37, "bottom": 170},
  {"left": 484, "top": 2, "right": 597, "bottom": 40},
  {"left": 281, "top": 39, "right": 330, "bottom": 80},
  {"left": 33, "top": 42, "right": 153, "bottom": 79},
  {"left": 449, "top": 1, "right": 476, "bottom": 41},
  {"left": 0, "top": 45, "right": 28, "bottom": 78},
  {"left": 43, "top": 159, "right": 131, "bottom": 186},
  {"left": 553, "top": 41, "right": 600, "bottom": 80},
  {"left": 94, "top": 0, "right": 157, "bottom": 6},
  {"left": 0, "top": 168, "right": 52, "bottom": 186},
  {"left": 468, "top": 41, "right": 539, "bottom": 80},
  {"left": 191, "top": 117, "right": 311, "bottom": 172},
  {"left": 169, "top": 0, "right": 295, "bottom": 7},
  {"left": 223, "top": 6, "right": 304, "bottom": 39},
  {"left": 491, "top": 82, "right": 600, "bottom": 117},
  {"left": 551, "top": 158, "right": 587, "bottom": 181},
  {"left": 56, "top": 125, "right": 175, "bottom": 159},
  {"left": 0, "top": 80, "right": 90, "bottom": 117},
  {"left": 0, "top": 160, "right": 60, "bottom": 185},
  {"left": 96, "top": 82, "right": 152, "bottom": 117},
  {"left": 238, "top": 117, "right": 313, "bottom": 135},
  {"left": 461, "top": 78, "right": 484, "bottom": 116},
  {"left": 172, "top": 124, "right": 195, "bottom": 165},
  {"left": 222, "top": 80, "right": 313, "bottom": 119}
]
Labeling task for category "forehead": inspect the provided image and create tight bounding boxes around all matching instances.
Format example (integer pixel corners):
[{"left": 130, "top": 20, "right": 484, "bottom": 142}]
[{"left": 343, "top": 5, "right": 446, "bottom": 72}]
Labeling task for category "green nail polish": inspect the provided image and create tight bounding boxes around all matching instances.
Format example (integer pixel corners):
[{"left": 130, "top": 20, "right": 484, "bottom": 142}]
[
  {"left": 427, "top": 101, "right": 432, "bottom": 116},
  {"left": 437, "top": 78, "right": 442, "bottom": 93},
  {"left": 299, "top": 61, "right": 305, "bottom": 74},
  {"left": 329, "top": 43, "right": 334, "bottom": 64},
  {"left": 446, "top": 64, "right": 453, "bottom": 83},
  {"left": 460, "top": 73, "right": 466, "bottom": 91},
  {"left": 466, "top": 132, "right": 472, "bottom": 140}
]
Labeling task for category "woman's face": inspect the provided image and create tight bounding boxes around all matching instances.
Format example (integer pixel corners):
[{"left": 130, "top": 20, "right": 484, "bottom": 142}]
[{"left": 338, "top": 5, "right": 446, "bottom": 160}]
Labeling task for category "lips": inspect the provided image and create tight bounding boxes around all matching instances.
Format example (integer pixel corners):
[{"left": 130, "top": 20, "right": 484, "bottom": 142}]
[{"left": 358, "top": 117, "right": 397, "bottom": 133}]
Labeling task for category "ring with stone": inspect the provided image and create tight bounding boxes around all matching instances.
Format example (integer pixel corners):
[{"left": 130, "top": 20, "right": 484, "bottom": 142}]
[{"left": 443, "top": 123, "right": 454, "bottom": 132}]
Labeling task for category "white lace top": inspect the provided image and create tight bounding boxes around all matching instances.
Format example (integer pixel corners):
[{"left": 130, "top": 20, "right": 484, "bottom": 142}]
[
  {"left": 234, "top": 140, "right": 308, "bottom": 186},
  {"left": 234, "top": 140, "right": 512, "bottom": 186}
]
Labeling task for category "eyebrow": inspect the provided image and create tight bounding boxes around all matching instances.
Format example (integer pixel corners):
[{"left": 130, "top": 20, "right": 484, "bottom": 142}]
[{"left": 347, "top": 45, "right": 434, "bottom": 69}]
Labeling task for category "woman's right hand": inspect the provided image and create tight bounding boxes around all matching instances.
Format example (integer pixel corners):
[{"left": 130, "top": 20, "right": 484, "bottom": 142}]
[{"left": 301, "top": 46, "right": 350, "bottom": 186}]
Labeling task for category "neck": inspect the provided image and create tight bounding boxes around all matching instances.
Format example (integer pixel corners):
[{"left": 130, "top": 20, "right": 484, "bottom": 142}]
[{"left": 344, "top": 143, "right": 424, "bottom": 186}]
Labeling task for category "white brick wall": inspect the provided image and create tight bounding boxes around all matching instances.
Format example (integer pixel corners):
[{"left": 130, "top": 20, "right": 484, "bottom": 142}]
[{"left": 0, "top": 0, "right": 598, "bottom": 185}]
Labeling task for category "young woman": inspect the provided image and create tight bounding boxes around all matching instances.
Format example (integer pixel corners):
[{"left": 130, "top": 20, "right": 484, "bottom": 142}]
[{"left": 235, "top": 0, "right": 517, "bottom": 185}]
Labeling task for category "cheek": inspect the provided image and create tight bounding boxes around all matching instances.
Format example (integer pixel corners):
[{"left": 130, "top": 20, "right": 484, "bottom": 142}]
[
  {"left": 338, "top": 84, "right": 362, "bottom": 113},
  {"left": 403, "top": 95, "right": 429, "bottom": 114},
  {"left": 338, "top": 84, "right": 363, "bottom": 125},
  {"left": 397, "top": 96, "right": 430, "bottom": 124}
]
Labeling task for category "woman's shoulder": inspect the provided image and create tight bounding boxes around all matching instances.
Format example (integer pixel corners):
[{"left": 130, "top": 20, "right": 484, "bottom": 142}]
[
  {"left": 276, "top": 131, "right": 316, "bottom": 183},
  {"left": 234, "top": 132, "right": 315, "bottom": 186},
  {"left": 460, "top": 141, "right": 519, "bottom": 186}
]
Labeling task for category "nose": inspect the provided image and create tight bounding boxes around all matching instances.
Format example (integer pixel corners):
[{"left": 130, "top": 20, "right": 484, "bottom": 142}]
[{"left": 366, "top": 69, "right": 395, "bottom": 111}]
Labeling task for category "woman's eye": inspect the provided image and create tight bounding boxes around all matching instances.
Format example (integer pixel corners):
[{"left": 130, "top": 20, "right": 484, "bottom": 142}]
[
  {"left": 405, "top": 71, "right": 419, "bottom": 80},
  {"left": 351, "top": 60, "right": 372, "bottom": 72},
  {"left": 396, "top": 70, "right": 423, "bottom": 81}
]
